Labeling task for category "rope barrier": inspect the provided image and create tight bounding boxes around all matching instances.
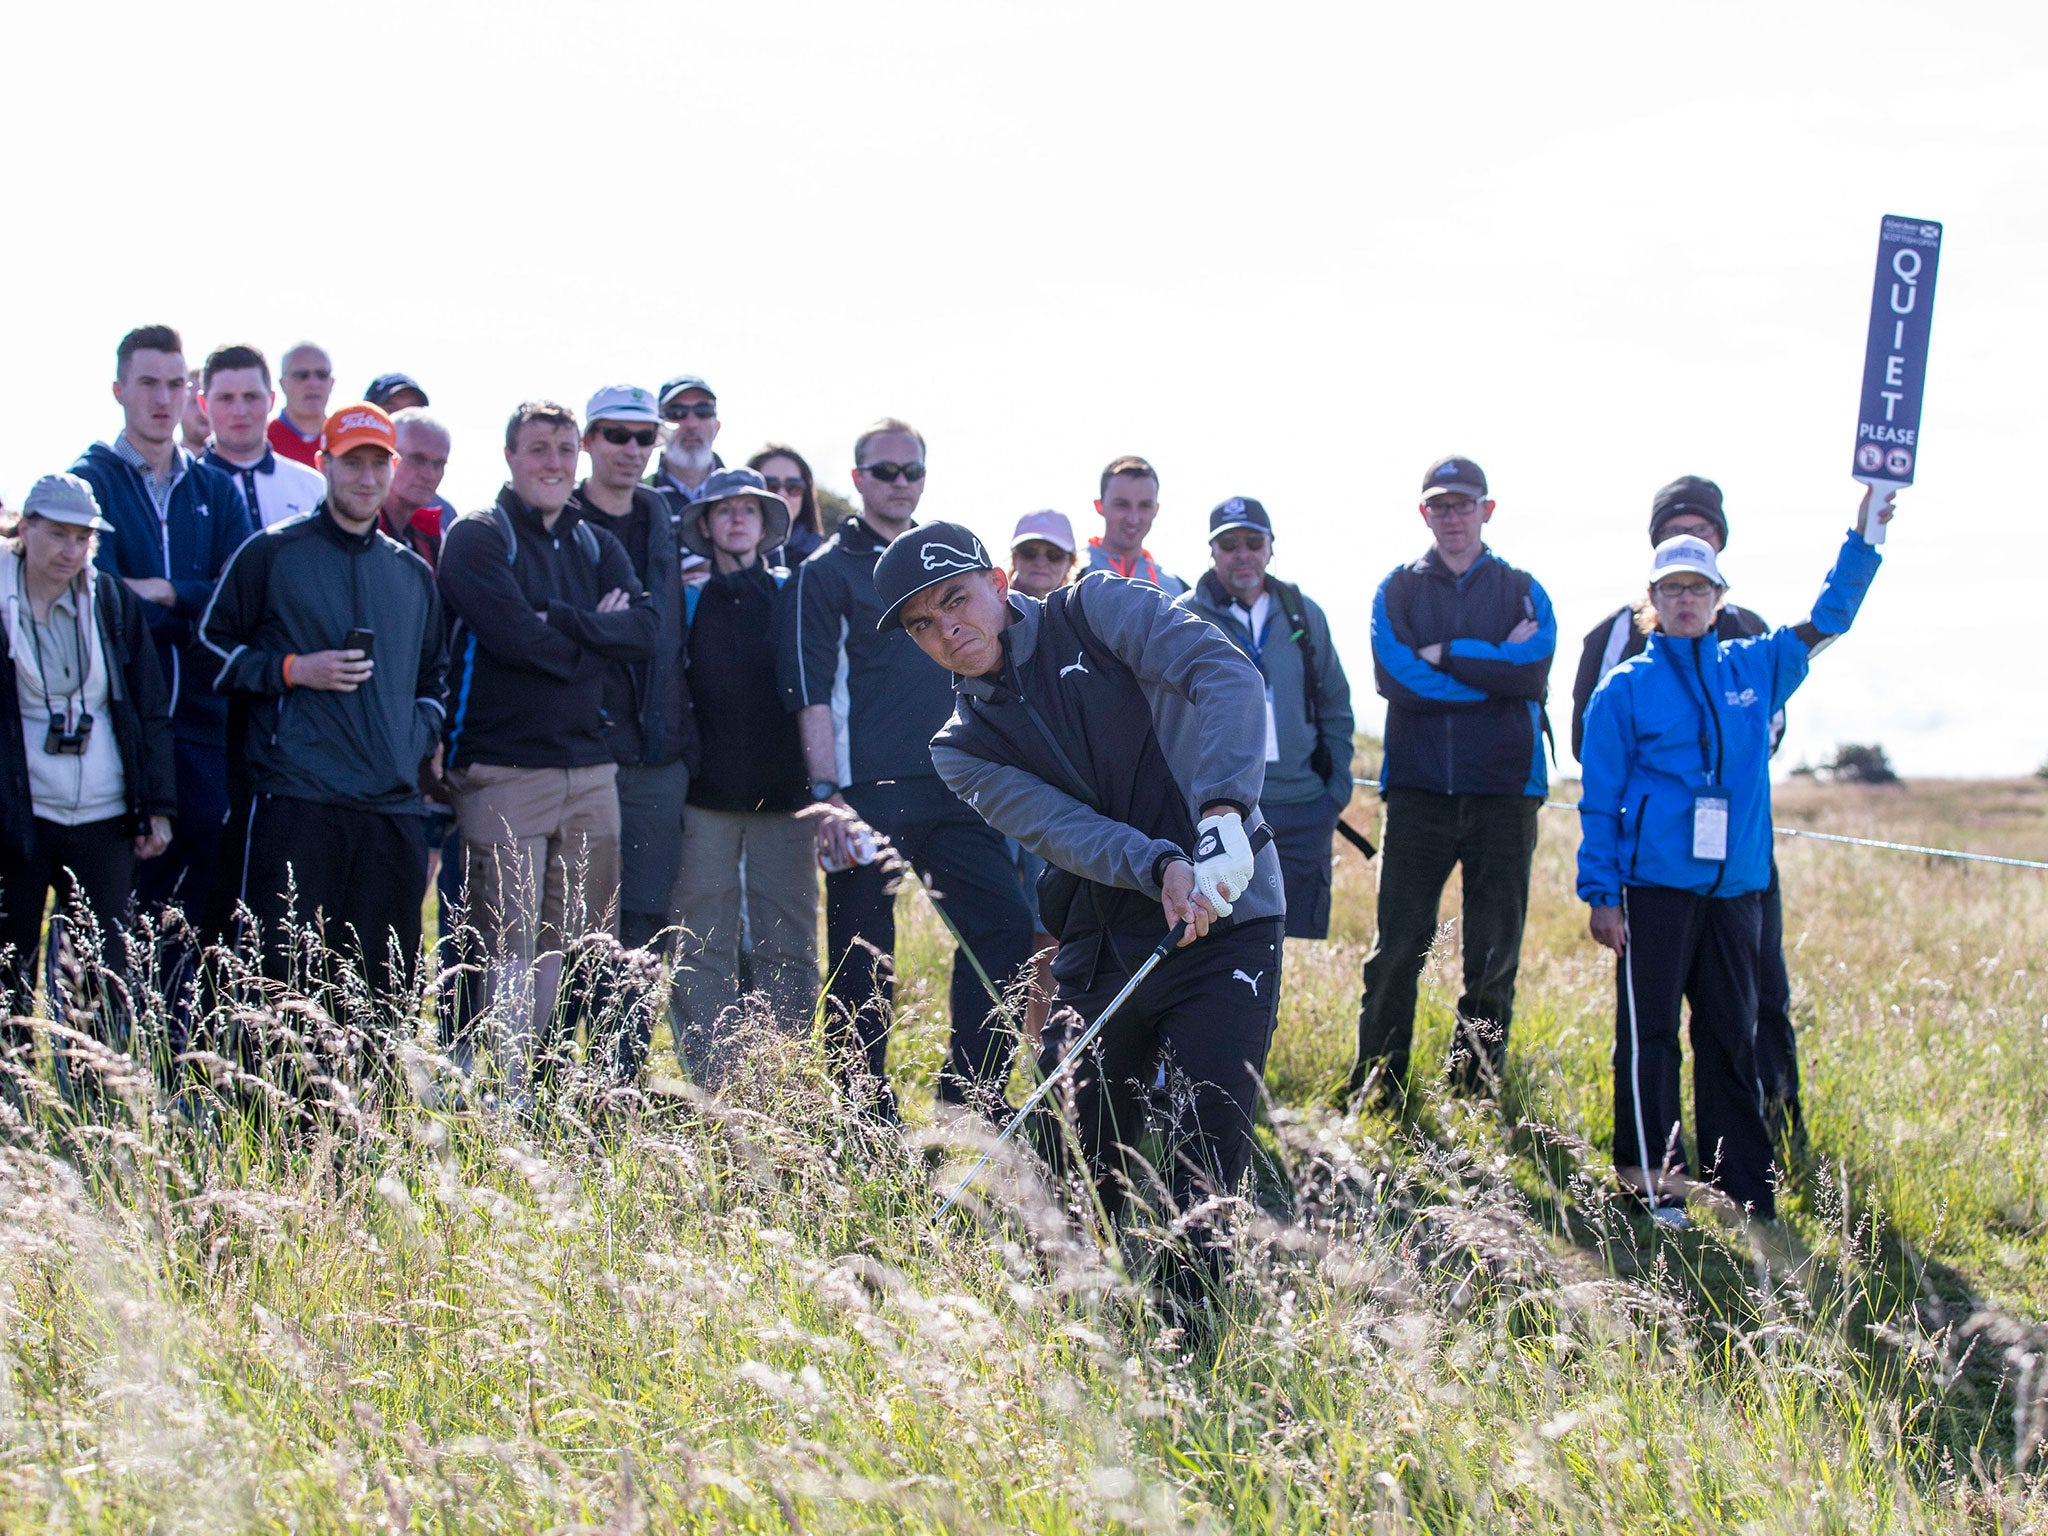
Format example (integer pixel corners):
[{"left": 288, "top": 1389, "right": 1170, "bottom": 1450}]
[{"left": 1349, "top": 780, "right": 2048, "bottom": 872}]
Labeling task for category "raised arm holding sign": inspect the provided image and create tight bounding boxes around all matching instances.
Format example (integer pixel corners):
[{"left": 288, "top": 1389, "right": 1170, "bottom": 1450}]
[{"left": 1851, "top": 214, "right": 1941, "bottom": 544}]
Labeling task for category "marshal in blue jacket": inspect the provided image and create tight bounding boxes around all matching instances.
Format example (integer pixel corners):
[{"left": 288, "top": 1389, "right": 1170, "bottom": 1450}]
[{"left": 1576, "top": 529, "right": 1882, "bottom": 906}]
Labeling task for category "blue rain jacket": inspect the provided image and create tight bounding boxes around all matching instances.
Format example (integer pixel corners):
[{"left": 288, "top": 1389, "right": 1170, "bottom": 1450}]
[{"left": 1577, "top": 530, "right": 1881, "bottom": 905}]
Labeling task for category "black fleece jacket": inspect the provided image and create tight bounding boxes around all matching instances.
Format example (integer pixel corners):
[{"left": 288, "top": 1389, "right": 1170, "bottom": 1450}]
[{"left": 438, "top": 487, "right": 657, "bottom": 770}]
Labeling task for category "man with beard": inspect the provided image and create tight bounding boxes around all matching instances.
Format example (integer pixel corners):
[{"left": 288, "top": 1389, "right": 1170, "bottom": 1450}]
[
  {"left": 777, "top": 419, "right": 1034, "bottom": 1115},
  {"left": 199, "top": 345, "right": 327, "bottom": 529},
  {"left": 201, "top": 403, "right": 446, "bottom": 1039},
  {"left": 1178, "top": 497, "right": 1355, "bottom": 940}
]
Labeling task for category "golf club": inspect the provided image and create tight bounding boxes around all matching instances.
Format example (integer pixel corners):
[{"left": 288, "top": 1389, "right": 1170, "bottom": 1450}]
[{"left": 933, "top": 823, "right": 1273, "bottom": 1222}]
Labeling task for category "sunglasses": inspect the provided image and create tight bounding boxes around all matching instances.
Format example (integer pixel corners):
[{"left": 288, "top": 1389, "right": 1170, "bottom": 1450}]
[
  {"left": 859, "top": 461, "right": 926, "bottom": 484},
  {"left": 758, "top": 476, "right": 806, "bottom": 494},
  {"left": 597, "top": 426, "right": 659, "bottom": 447},
  {"left": 1213, "top": 532, "right": 1268, "bottom": 553},
  {"left": 662, "top": 401, "right": 718, "bottom": 421}
]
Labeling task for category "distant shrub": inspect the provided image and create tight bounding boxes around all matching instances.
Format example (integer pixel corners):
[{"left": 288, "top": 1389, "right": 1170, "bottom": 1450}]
[{"left": 1826, "top": 742, "right": 1900, "bottom": 784}]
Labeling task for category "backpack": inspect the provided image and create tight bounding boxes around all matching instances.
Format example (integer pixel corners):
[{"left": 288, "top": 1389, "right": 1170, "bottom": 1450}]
[{"left": 1265, "top": 579, "right": 1335, "bottom": 781}]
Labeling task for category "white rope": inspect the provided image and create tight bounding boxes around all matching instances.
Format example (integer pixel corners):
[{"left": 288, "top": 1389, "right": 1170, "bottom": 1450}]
[{"left": 1348, "top": 780, "right": 2048, "bottom": 871}]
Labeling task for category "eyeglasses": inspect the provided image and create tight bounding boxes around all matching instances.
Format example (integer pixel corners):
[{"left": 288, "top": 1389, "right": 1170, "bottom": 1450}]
[
  {"left": 662, "top": 401, "right": 718, "bottom": 421},
  {"left": 758, "top": 476, "right": 806, "bottom": 494},
  {"left": 1213, "top": 532, "right": 1268, "bottom": 553},
  {"left": 859, "top": 461, "right": 926, "bottom": 484},
  {"left": 286, "top": 368, "right": 332, "bottom": 382},
  {"left": 1653, "top": 578, "right": 1717, "bottom": 598},
  {"left": 598, "top": 426, "right": 659, "bottom": 447}
]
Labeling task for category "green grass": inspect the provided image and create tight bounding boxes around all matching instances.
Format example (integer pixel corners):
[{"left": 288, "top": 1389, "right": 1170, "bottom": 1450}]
[{"left": 0, "top": 775, "right": 2045, "bottom": 1530}]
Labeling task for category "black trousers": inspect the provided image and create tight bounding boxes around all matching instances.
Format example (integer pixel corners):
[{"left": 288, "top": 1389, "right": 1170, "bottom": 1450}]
[
  {"left": 1352, "top": 789, "right": 1540, "bottom": 1094},
  {"left": 1263, "top": 793, "right": 1341, "bottom": 941},
  {"left": 238, "top": 794, "right": 429, "bottom": 1017},
  {"left": 830, "top": 777, "right": 1034, "bottom": 1109},
  {"left": 1037, "top": 919, "right": 1282, "bottom": 1246},
  {"left": 0, "top": 816, "right": 135, "bottom": 1063},
  {"left": 1754, "top": 862, "right": 1799, "bottom": 1127},
  {"left": 136, "top": 735, "right": 227, "bottom": 928},
  {"left": 1614, "top": 884, "right": 1776, "bottom": 1218}
]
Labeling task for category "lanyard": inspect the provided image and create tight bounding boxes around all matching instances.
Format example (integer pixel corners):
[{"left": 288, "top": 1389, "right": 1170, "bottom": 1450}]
[
  {"left": 12, "top": 561, "right": 89, "bottom": 726},
  {"left": 1669, "top": 636, "right": 1722, "bottom": 786}
]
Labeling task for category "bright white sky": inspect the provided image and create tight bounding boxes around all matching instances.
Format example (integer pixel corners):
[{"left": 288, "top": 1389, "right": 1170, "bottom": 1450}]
[{"left": 9, "top": 2, "right": 2044, "bottom": 776}]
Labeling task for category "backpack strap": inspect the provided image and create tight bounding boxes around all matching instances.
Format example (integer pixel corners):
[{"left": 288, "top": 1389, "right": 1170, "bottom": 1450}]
[
  {"left": 490, "top": 502, "right": 518, "bottom": 562},
  {"left": 684, "top": 582, "right": 701, "bottom": 628},
  {"left": 574, "top": 520, "right": 601, "bottom": 566}
]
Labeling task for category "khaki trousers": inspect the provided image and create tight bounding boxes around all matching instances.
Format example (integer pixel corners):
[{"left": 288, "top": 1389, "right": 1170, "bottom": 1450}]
[
  {"left": 669, "top": 807, "right": 819, "bottom": 1086},
  {"left": 449, "top": 762, "right": 621, "bottom": 1090}
]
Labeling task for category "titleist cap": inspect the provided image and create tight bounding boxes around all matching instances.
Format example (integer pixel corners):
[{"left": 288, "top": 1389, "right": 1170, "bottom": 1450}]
[{"left": 874, "top": 520, "right": 994, "bottom": 632}]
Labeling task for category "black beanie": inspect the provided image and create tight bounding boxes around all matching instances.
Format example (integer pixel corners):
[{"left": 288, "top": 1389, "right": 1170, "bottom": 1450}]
[{"left": 1649, "top": 475, "right": 1728, "bottom": 546}]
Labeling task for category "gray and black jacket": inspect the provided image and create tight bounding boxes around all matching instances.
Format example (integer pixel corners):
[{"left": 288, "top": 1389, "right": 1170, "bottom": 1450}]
[
  {"left": 201, "top": 506, "right": 446, "bottom": 814},
  {"left": 930, "top": 572, "right": 1284, "bottom": 985},
  {"left": 1179, "top": 570, "right": 1355, "bottom": 807}
]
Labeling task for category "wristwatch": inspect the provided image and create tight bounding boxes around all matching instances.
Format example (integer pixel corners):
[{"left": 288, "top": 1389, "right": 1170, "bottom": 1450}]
[{"left": 810, "top": 779, "right": 840, "bottom": 802}]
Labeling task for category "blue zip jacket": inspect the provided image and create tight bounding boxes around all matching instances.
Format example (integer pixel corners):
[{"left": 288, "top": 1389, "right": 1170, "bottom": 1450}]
[
  {"left": 1371, "top": 545, "right": 1556, "bottom": 797},
  {"left": 72, "top": 440, "right": 257, "bottom": 744},
  {"left": 1577, "top": 529, "right": 1882, "bottom": 905}
]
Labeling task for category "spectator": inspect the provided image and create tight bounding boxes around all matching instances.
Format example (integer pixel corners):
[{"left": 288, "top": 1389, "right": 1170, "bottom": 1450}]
[
  {"left": 1578, "top": 495, "right": 1891, "bottom": 1224},
  {"left": 1348, "top": 456, "right": 1555, "bottom": 1102},
  {"left": 565, "top": 386, "right": 699, "bottom": 954},
  {"left": 1003, "top": 509, "right": 1081, "bottom": 1044},
  {"left": 1008, "top": 509, "right": 1077, "bottom": 600},
  {"left": 200, "top": 404, "right": 445, "bottom": 1045},
  {"left": 179, "top": 368, "right": 212, "bottom": 457},
  {"left": 777, "top": 418, "right": 1034, "bottom": 1114},
  {"left": 1569, "top": 477, "right": 1804, "bottom": 1144},
  {"left": 0, "top": 476, "right": 174, "bottom": 1091},
  {"left": 1178, "top": 497, "right": 1355, "bottom": 939},
  {"left": 268, "top": 343, "right": 334, "bottom": 467},
  {"left": 365, "top": 372, "right": 429, "bottom": 413},
  {"left": 746, "top": 444, "right": 826, "bottom": 568},
  {"left": 1085, "top": 455, "right": 1186, "bottom": 596},
  {"left": 882, "top": 524, "right": 1284, "bottom": 1292},
  {"left": 199, "top": 344, "right": 326, "bottom": 528},
  {"left": 652, "top": 375, "right": 723, "bottom": 508},
  {"left": 378, "top": 409, "right": 455, "bottom": 567},
  {"left": 670, "top": 468, "right": 817, "bottom": 1082},
  {"left": 71, "top": 325, "right": 258, "bottom": 934},
  {"left": 438, "top": 401, "right": 655, "bottom": 1103}
]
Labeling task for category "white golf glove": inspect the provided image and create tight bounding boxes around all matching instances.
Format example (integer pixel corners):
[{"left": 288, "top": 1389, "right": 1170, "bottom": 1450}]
[{"left": 1192, "top": 811, "right": 1255, "bottom": 917}]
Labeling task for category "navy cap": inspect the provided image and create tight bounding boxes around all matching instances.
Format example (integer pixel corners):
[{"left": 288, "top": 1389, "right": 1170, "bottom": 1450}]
[
  {"left": 1208, "top": 496, "right": 1273, "bottom": 541},
  {"left": 1649, "top": 475, "right": 1729, "bottom": 547},
  {"left": 874, "top": 521, "right": 995, "bottom": 632},
  {"left": 1421, "top": 455, "right": 1487, "bottom": 500},
  {"left": 658, "top": 374, "right": 716, "bottom": 409},
  {"left": 365, "top": 372, "right": 428, "bottom": 409}
]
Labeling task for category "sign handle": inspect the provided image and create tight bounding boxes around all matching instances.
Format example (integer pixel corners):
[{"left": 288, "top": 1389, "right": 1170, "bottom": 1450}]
[{"left": 1851, "top": 477, "right": 1906, "bottom": 546}]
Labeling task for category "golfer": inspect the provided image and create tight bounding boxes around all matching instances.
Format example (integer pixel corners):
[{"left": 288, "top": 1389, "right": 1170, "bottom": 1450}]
[
  {"left": 874, "top": 522, "right": 1283, "bottom": 1269},
  {"left": 1577, "top": 490, "right": 1891, "bottom": 1226}
]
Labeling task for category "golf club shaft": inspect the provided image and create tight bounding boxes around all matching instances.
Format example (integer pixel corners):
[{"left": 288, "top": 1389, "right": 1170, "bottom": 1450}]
[{"left": 933, "top": 822, "right": 1274, "bottom": 1221}]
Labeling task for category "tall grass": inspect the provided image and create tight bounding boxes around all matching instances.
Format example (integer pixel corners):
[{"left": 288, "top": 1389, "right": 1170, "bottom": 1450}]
[{"left": 0, "top": 778, "right": 2043, "bottom": 1531}]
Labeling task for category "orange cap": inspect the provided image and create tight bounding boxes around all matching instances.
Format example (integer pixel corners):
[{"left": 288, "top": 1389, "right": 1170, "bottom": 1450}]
[{"left": 322, "top": 402, "right": 398, "bottom": 458}]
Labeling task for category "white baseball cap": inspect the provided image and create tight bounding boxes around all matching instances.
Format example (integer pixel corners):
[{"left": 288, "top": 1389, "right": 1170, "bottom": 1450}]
[
  {"left": 585, "top": 384, "right": 662, "bottom": 426},
  {"left": 1649, "top": 534, "right": 1727, "bottom": 588}
]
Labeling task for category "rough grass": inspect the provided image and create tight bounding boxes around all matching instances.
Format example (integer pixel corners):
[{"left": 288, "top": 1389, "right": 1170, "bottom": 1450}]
[{"left": 1, "top": 776, "right": 2045, "bottom": 1531}]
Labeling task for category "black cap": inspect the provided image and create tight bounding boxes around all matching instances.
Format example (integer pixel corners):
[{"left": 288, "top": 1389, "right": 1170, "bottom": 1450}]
[
  {"left": 1649, "top": 475, "right": 1728, "bottom": 546},
  {"left": 1208, "top": 496, "right": 1274, "bottom": 540},
  {"left": 658, "top": 374, "right": 716, "bottom": 408},
  {"left": 1421, "top": 455, "right": 1487, "bottom": 499},
  {"left": 874, "top": 521, "right": 995, "bottom": 632},
  {"left": 365, "top": 372, "right": 428, "bottom": 409}
]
